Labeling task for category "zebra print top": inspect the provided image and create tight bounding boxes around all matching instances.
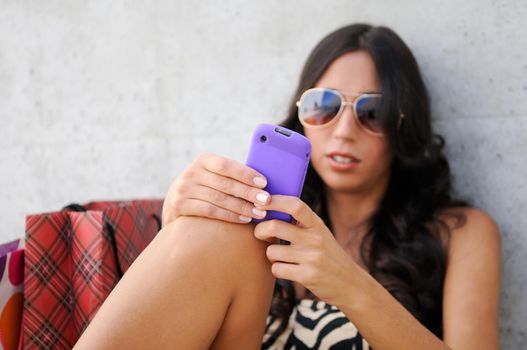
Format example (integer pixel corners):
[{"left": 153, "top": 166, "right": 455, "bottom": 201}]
[{"left": 262, "top": 299, "right": 370, "bottom": 350}]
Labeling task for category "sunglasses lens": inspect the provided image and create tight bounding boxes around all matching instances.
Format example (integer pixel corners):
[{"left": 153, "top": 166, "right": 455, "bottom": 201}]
[
  {"left": 298, "top": 90, "right": 342, "bottom": 126},
  {"left": 356, "top": 96, "right": 383, "bottom": 134}
]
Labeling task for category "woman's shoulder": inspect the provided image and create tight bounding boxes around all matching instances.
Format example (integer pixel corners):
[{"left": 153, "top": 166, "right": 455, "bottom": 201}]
[{"left": 437, "top": 207, "right": 500, "bottom": 262}]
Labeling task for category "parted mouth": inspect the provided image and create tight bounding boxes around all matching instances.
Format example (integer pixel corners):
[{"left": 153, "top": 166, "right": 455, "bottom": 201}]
[{"left": 326, "top": 152, "right": 361, "bottom": 164}]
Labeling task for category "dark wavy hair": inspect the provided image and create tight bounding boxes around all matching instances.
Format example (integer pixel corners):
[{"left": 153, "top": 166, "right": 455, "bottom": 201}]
[{"left": 269, "top": 24, "right": 467, "bottom": 338}]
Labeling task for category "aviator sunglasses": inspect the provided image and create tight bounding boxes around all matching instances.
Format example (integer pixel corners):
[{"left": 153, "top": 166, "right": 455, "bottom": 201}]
[{"left": 296, "top": 88, "right": 402, "bottom": 136}]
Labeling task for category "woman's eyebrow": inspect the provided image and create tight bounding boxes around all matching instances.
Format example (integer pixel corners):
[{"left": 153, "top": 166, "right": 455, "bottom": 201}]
[
  {"left": 362, "top": 90, "right": 381, "bottom": 94},
  {"left": 331, "top": 88, "right": 382, "bottom": 95},
  {"left": 340, "top": 88, "right": 382, "bottom": 95}
]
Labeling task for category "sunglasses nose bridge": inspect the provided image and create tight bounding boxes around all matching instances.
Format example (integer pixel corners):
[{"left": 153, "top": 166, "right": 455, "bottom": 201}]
[
  {"left": 340, "top": 100, "right": 355, "bottom": 110},
  {"left": 334, "top": 100, "right": 362, "bottom": 135},
  {"left": 339, "top": 100, "right": 358, "bottom": 123}
]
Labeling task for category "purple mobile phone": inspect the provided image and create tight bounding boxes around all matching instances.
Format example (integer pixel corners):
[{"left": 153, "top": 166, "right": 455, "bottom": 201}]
[{"left": 246, "top": 123, "right": 311, "bottom": 223}]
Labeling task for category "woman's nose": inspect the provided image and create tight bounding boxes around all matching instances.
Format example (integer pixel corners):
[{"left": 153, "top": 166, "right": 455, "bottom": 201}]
[{"left": 332, "top": 104, "right": 360, "bottom": 140}]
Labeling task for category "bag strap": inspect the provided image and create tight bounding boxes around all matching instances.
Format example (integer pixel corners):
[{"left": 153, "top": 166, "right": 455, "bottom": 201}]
[
  {"left": 152, "top": 213, "right": 162, "bottom": 231},
  {"left": 62, "top": 203, "right": 87, "bottom": 212},
  {"left": 63, "top": 203, "right": 124, "bottom": 279},
  {"left": 104, "top": 221, "right": 124, "bottom": 278}
]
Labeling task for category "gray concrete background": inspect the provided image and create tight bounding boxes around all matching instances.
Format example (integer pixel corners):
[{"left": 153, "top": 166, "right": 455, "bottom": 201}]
[{"left": 0, "top": 0, "right": 525, "bottom": 347}]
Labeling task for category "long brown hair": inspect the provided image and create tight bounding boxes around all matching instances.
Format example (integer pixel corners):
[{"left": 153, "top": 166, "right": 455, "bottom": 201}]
[{"left": 269, "top": 23, "right": 467, "bottom": 338}]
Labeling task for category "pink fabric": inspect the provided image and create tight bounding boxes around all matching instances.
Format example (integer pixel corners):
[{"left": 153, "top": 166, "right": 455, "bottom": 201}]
[{"left": 0, "top": 239, "right": 24, "bottom": 350}]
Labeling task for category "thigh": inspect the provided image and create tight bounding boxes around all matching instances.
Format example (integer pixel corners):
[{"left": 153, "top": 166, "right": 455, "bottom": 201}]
[{"left": 74, "top": 216, "right": 274, "bottom": 349}]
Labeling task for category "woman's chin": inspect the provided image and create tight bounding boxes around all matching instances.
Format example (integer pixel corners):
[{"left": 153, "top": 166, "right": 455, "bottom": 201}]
[{"left": 322, "top": 177, "right": 365, "bottom": 194}]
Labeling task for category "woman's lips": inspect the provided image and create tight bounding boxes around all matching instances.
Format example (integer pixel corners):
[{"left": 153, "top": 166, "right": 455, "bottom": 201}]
[{"left": 326, "top": 152, "right": 361, "bottom": 171}]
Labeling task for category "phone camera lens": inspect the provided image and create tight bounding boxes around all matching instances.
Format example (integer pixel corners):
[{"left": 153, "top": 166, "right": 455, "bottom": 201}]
[{"left": 260, "top": 135, "right": 267, "bottom": 143}]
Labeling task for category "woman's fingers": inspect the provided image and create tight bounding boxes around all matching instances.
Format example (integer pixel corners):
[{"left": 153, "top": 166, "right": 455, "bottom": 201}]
[
  {"left": 163, "top": 153, "right": 270, "bottom": 226},
  {"left": 254, "top": 219, "right": 298, "bottom": 243},
  {"left": 255, "top": 195, "right": 319, "bottom": 228},
  {"left": 270, "top": 262, "right": 302, "bottom": 282},
  {"left": 266, "top": 244, "right": 303, "bottom": 264},
  {"left": 178, "top": 198, "right": 257, "bottom": 224},
  {"left": 198, "top": 153, "right": 268, "bottom": 190},
  {"left": 190, "top": 185, "right": 267, "bottom": 220},
  {"left": 197, "top": 170, "right": 271, "bottom": 206}
]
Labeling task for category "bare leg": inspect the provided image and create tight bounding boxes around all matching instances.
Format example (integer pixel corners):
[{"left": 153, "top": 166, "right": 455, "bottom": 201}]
[{"left": 74, "top": 216, "right": 275, "bottom": 349}]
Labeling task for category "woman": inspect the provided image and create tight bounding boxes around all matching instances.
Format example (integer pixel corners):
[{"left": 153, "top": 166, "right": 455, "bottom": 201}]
[{"left": 74, "top": 24, "right": 500, "bottom": 349}]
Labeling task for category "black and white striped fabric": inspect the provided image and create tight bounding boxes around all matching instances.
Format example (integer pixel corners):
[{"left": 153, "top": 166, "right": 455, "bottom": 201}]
[{"left": 262, "top": 299, "right": 370, "bottom": 349}]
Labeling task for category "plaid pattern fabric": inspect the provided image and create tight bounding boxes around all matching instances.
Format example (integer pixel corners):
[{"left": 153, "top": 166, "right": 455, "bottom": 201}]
[
  {"left": 69, "top": 211, "right": 119, "bottom": 338},
  {"left": 23, "top": 199, "right": 163, "bottom": 350},
  {"left": 98, "top": 200, "right": 162, "bottom": 273},
  {"left": 24, "top": 212, "right": 75, "bottom": 350}
]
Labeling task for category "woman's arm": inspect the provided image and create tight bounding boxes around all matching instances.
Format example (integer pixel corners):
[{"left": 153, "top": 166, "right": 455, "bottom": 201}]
[
  {"left": 254, "top": 197, "right": 500, "bottom": 350},
  {"left": 442, "top": 208, "right": 500, "bottom": 349},
  {"left": 339, "top": 267, "right": 449, "bottom": 349},
  {"left": 338, "top": 208, "right": 500, "bottom": 350}
]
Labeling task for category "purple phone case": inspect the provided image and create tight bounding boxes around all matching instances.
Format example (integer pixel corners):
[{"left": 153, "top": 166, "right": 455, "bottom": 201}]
[{"left": 246, "top": 124, "right": 311, "bottom": 223}]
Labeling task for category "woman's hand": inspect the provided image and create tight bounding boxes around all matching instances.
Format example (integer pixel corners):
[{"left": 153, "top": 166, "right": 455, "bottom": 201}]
[
  {"left": 162, "top": 153, "right": 271, "bottom": 227},
  {"left": 253, "top": 195, "right": 361, "bottom": 307}
]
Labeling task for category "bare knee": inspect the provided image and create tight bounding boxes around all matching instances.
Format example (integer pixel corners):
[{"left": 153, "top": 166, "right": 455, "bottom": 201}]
[
  {"left": 159, "top": 216, "right": 271, "bottom": 288},
  {"left": 161, "top": 216, "right": 267, "bottom": 257}
]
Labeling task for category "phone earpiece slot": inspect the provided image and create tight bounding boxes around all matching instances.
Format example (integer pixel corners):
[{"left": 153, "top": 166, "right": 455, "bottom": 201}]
[{"left": 275, "top": 127, "right": 292, "bottom": 137}]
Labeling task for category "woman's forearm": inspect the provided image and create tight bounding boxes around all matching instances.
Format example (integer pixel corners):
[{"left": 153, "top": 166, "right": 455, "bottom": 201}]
[{"left": 337, "top": 267, "right": 449, "bottom": 350}]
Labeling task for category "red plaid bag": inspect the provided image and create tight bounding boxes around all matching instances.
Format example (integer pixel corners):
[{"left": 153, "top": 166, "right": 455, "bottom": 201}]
[{"left": 23, "top": 199, "right": 163, "bottom": 350}]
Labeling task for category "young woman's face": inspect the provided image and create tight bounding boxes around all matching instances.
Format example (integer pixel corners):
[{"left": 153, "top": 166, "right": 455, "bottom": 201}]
[{"left": 303, "top": 51, "right": 393, "bottom": 195}]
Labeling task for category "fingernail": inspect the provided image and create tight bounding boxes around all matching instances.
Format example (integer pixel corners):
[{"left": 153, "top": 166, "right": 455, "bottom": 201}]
[
  {"left": 252, "top": 207, "right": 266, "bottom": 218},
  {"left": 239, "top": 215, "right": 252, "bottom": 223},
  {"left": 253, "top": 177, "right": 267, "bottom": 188},
  {"left": 256, "top": 192, "right": 269, "bottom": 205}
]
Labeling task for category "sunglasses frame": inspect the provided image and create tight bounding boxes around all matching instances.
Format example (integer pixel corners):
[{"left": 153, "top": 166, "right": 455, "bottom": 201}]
[{"left": 296, "top": 87, "right": 386, "bottom": 137}]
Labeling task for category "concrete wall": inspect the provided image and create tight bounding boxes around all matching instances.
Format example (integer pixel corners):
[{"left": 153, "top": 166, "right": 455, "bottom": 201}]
[{"left": 1, "top": 0, "right": 525, "bottom": 347}]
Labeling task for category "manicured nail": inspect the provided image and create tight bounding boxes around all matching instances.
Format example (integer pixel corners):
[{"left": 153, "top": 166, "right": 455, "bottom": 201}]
[
  {"left": 239, "top": 215, "right": 252, "bottom": 223},
  {"left": 253, "top": 177, "right": 267, "bottom": 188},
  {"left": 252, "top": 207, "right": 266, "bottom": 218},
  {"left": 256, "top": 192, "right": 269, "bottom": 205}
]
